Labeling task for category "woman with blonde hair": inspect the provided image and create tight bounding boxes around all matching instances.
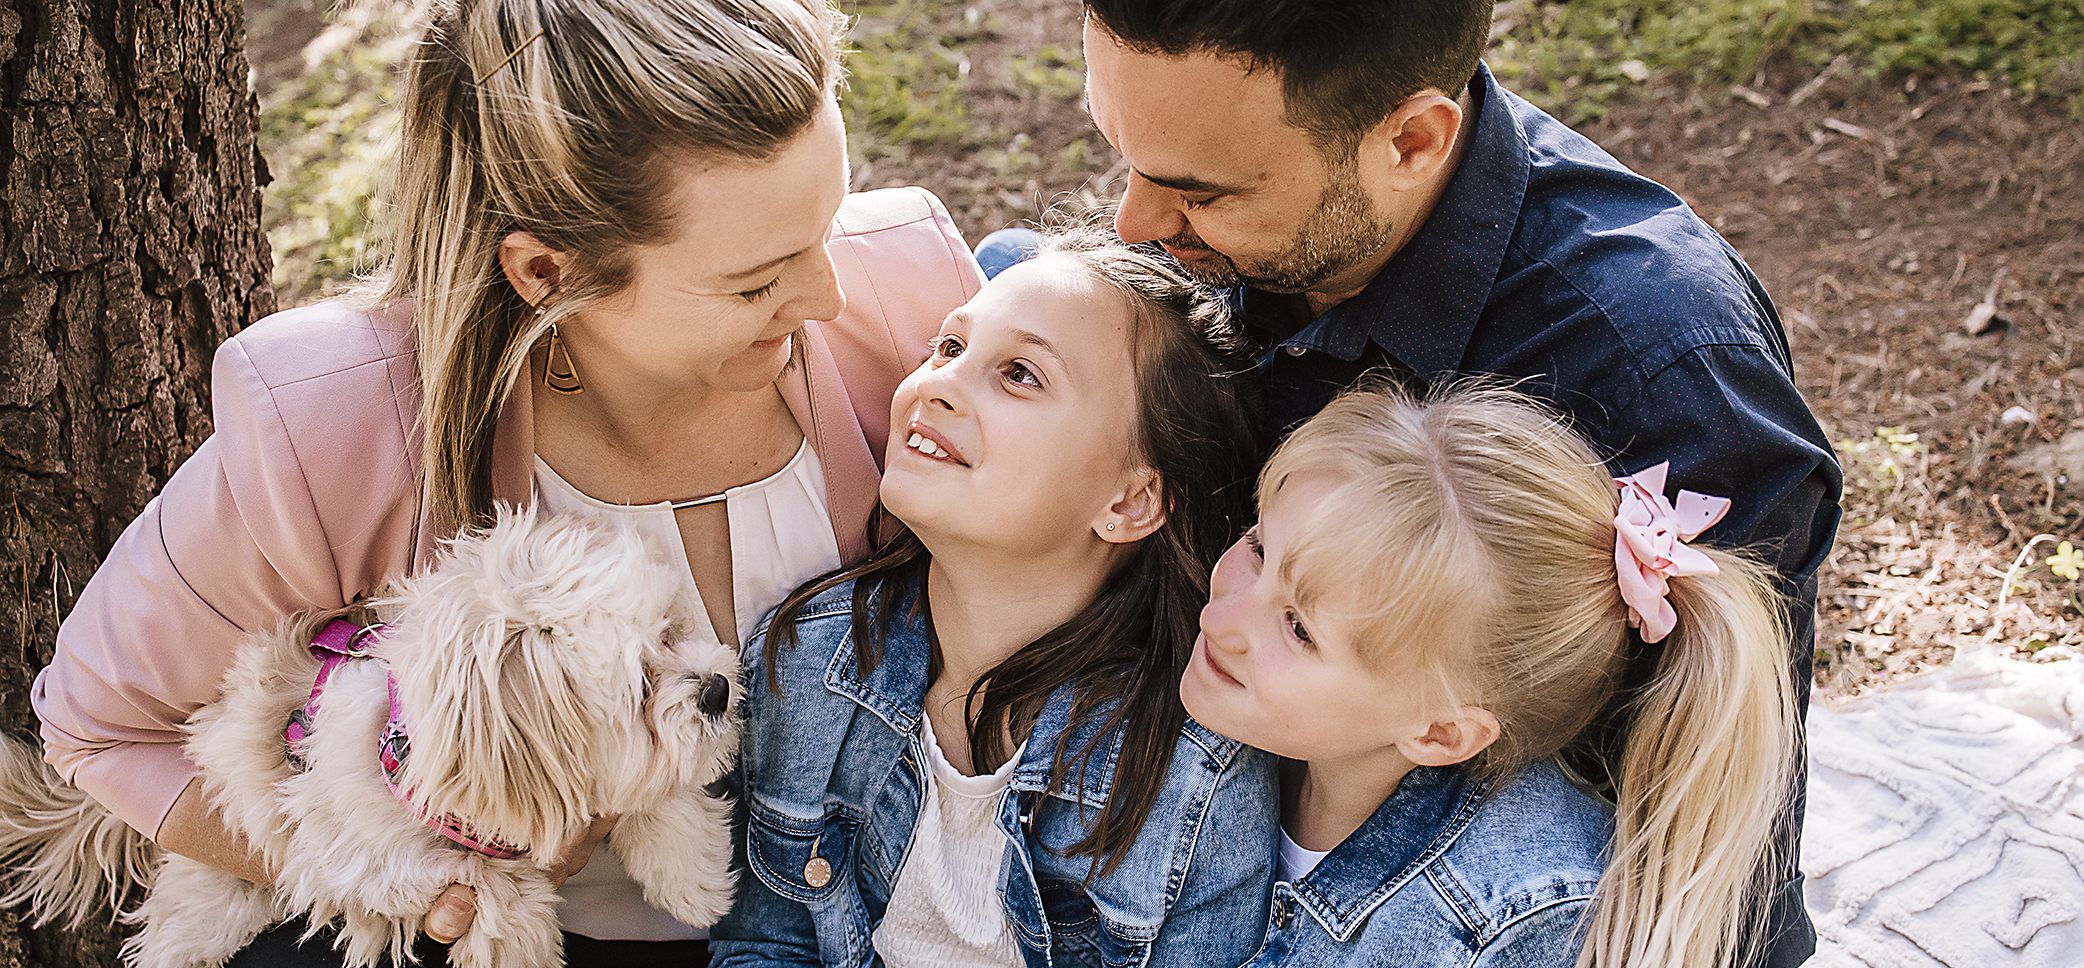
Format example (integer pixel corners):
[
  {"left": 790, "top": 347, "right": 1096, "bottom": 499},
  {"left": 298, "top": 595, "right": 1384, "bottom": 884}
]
[
  {"left": 1187, "top": 383, "right": 1797, "bottom": 968},
  {"left": 31, "top": 0, "right": 982, "bottom": 963}
]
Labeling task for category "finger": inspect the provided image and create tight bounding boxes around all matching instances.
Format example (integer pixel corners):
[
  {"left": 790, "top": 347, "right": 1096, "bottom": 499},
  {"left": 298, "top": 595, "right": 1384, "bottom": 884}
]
[{"left": 423, "top": 883, "right": 478, "bottom": 944}]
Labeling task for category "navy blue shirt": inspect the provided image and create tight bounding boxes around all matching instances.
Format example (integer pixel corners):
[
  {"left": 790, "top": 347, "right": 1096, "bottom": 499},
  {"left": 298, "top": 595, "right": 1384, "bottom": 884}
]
[{"left": 1230, "top": 64, "right": 1836, "bottom": 965}]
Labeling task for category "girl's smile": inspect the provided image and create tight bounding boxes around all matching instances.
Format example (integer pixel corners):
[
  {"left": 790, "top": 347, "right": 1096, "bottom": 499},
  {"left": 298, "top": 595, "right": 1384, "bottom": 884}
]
[{"left": 902, "top": 422, "right": 968, "bottom": 465}]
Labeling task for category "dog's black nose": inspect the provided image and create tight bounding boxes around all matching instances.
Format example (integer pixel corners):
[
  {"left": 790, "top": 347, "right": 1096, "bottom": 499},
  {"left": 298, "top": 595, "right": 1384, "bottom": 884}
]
[{"left": 697, "top": 673, "right": 732, "bottom": 717}]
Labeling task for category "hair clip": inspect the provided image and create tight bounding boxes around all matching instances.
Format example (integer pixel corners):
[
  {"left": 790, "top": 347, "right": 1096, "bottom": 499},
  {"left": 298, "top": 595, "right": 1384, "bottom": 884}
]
[{"left": 474, "top": 27, "right": 546, "bottom": 85}]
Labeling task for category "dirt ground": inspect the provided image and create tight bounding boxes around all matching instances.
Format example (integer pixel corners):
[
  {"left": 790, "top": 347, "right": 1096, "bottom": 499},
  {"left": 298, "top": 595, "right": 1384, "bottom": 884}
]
[{"left": 246, "top": 1, "right": 2083, "bottom": 701}]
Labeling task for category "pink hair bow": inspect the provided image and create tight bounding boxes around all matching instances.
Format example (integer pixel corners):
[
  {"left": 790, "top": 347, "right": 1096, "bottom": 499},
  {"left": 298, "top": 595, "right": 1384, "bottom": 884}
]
[{"left": 1612, "top": 462, "right": 1730, "bottom": 643}]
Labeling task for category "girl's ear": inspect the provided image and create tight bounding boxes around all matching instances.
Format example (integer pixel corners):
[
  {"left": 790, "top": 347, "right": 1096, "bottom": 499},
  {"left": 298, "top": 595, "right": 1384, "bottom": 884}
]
[
  {"left": 499, "top": 231, "right": 567, "bottom": 305},
  {"left": 1095, "top": 468, "right": 1167, "bottom": 544},
  {"left": 1399, "top": 706, "right": 1501, "bottom": 767}
]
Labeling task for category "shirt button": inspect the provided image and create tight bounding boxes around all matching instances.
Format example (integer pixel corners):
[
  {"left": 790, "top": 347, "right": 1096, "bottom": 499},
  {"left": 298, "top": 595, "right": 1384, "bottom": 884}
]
[
  {"left": 1272, "top": 898, "right": 1293, "bottom": 929},
  {"left": 1283, "top": 345, "right": 1307, "bottom": 356}
]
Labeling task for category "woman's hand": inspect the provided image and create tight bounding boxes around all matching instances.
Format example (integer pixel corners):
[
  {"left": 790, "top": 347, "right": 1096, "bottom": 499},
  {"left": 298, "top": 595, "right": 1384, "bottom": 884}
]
[{"left": 422, "top": 815, "right": 620, "bottom": 944}]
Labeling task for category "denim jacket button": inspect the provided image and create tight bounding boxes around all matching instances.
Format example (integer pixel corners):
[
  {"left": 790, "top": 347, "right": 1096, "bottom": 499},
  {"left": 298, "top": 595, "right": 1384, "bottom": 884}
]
[
  {"left": 1272, "top": 898, "right": 1293, "bottom": 929},
  {"left": 804, "top": 856, "right": 833, "bottom": 889},
  {"left": 1283, "top": 344, "right": 1307, "bottom": 356}
]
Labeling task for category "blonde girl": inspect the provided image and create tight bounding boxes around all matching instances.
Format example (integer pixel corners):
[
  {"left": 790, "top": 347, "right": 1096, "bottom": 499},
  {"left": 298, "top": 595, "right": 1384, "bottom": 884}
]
[{"left": 1186, "top": 383, "right": 1796, "bottom": 968}]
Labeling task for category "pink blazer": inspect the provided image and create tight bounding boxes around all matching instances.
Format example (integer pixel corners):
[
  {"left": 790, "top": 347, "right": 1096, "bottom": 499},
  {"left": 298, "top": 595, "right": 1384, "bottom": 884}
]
[{"left": 33, "top": 187, "right": 985, "bottom": 838}]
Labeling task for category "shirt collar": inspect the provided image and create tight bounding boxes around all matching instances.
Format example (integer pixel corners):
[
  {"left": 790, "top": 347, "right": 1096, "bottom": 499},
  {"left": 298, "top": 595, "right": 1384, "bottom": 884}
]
[
  {"left": 1238, "top": 63, "right": 1530, "bottom": 380},
  {"left": 1287, "top": 765, "right": 1491, "bottom": 941}
]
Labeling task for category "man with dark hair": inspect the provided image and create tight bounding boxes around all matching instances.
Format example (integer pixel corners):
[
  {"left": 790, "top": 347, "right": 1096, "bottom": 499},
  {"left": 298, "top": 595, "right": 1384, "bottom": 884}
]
[{"left": 1078, "top": 1, "right": 1834, "bottom": 966}]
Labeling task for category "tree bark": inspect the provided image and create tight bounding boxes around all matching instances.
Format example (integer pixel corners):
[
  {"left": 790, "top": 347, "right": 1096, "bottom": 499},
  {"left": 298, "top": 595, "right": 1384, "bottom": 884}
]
[{"left": 0, "top": 0, "right": 273, "bottom": 963}]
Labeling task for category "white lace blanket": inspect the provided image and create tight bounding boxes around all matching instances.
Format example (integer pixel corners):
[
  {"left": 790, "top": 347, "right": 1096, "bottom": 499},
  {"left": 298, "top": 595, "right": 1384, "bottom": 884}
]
[{"left": 1803, "top": 647, "right": 2084, "bottom": 967}]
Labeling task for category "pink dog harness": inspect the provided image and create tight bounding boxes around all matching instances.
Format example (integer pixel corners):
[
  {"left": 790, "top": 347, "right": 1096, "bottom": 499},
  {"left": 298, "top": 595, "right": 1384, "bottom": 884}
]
[{"left": 285, "top": 619, "right": 528, "bottom": 859}]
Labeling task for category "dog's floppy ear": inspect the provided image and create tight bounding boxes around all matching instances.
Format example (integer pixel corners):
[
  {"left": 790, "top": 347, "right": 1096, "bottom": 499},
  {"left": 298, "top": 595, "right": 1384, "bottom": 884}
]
[
  {"left": 387, "top": 603, "right": 600, "bottom": 855},
  {"left": 379, "top": 504, "right": 638, "bottom": 853}
]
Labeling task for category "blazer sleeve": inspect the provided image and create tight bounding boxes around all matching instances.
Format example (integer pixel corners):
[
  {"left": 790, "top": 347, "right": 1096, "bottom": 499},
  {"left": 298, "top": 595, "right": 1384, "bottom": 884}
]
[{"left": 31, "top": 303, "right": 422, "bottom": 838}]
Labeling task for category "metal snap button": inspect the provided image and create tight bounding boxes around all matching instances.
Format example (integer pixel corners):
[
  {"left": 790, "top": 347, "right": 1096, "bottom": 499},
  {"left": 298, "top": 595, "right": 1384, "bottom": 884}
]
[
  {"left": 1283, "top": 345, "right": 1306, "bottom": 356},
  {"left": 803, "top": 834, "right": 832, "bottom": 888},
  {"left": 1273, "top": 897, "right": 1293, "bottom": 929}
]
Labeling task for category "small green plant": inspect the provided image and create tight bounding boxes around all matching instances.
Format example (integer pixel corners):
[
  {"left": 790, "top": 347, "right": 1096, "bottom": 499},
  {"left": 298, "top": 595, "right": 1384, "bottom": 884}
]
[
  {"left": 1489, "top": 0, "right": 2084, "bottom": 121},
  {"left": 842, "top": 1, "right": 988, "bottom": 147},
  {"left": 1835, "top": 425, "right": 1923, "bottom": 492},
  {"left": 1012, "top": 47, "right": 1085, "bottom": 100}
]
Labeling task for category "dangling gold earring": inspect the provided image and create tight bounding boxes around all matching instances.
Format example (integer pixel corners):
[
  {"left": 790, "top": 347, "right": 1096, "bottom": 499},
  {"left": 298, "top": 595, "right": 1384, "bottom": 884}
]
[{"left": 541, "top": 299, "right": 583, "bottom": 394}]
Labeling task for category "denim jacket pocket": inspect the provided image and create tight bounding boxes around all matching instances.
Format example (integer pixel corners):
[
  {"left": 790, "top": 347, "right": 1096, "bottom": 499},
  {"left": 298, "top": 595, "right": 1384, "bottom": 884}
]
[
  {"left": 1026, "top": 876, "right": 1155, "bottom": 968},
  {"left": 746, "top": 800, "right": 857, "bottom": 905}
]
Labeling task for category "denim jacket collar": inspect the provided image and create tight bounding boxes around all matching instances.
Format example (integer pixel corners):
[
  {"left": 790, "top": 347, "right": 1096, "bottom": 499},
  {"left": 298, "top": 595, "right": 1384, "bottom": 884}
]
[
  {"left": 1289, "top": 766, "right": 1492, "bottom": 942},
  {"left": 817, "top": 585, "right": 1244, "bottom": 815}
]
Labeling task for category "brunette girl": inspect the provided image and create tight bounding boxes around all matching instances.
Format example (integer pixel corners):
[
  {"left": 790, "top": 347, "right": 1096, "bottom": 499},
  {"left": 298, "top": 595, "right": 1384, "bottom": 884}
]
[
  {"left": 1188, "top": 384, "right": 1796, "bottom": 968},
  {"left": 709, "top": 232, "right": 1272, "bottom": 968}
]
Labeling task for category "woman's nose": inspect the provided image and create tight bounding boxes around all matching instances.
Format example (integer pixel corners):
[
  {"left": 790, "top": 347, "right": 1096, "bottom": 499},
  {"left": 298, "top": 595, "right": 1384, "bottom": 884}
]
[{"left": 782, "top": 248, "right": 845, "bottom": 323}]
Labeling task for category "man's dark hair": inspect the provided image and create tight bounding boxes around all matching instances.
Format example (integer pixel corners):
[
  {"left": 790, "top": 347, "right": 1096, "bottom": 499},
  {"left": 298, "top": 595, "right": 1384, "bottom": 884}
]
[{"left": 1085, "top": 0, "right": 1496, "bottom": 155}]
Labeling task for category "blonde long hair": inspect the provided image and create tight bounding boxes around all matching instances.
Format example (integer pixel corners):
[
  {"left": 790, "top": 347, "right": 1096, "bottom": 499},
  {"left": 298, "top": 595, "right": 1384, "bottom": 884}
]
[
  {"left": 1268, "top": 383, "right": 1796, "bottom": 968},
  {"left": 379, "top": 0, "right": 846, "bottom": 531}
]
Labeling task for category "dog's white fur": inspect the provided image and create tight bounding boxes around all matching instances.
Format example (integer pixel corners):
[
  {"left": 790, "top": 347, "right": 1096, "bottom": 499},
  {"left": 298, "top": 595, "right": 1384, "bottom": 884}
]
[{"left": 0, "top": 505, "right": 740, "bottom": 968}]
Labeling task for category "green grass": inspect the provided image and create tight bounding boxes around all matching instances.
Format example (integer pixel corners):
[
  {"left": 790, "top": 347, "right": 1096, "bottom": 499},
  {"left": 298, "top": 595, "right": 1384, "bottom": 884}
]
[
  {"left": 839, "top": 0, "right": 991, "bottom": 149},
  {"left": 1491, "top": 0, "right": 2084, "bottom": 123}
]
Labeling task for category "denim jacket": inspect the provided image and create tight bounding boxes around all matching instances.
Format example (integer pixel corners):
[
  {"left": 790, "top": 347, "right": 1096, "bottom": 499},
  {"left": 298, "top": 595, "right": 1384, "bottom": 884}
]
[
  {"left": 710, "top": 580, "right": 1279, "bottom": 968},
  {"left": 1243, "top": 760, "right": 1613, "bottom": 968}
]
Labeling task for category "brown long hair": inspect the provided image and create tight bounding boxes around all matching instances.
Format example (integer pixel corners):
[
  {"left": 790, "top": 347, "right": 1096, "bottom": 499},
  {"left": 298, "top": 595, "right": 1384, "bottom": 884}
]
[
  {"left": 1268, "top": 383, "right": 1796, "bottom": 968},
  {"left": 766, "top": 230, "right": 1260, "bottom": 875},
  {"left": 377, "top": 0, "right": 845, "bottom": 532}
]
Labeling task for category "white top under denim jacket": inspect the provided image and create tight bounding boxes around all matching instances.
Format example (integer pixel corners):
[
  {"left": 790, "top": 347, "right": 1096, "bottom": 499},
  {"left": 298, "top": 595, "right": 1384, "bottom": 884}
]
[
  {"left": 1242, "top": 760, "right": 1614, "bottom": 968},
  {"left": 709, "top": 579, "right": 1280, "bottom": 968}
]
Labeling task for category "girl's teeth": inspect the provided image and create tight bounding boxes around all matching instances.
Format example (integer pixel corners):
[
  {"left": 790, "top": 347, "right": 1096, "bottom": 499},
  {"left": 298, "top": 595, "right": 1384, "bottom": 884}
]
[
  {"left": 921, "top": 439, "right": 940, "bottom": 456},
  {"left": 908, "top": 432, "right": 923, "bottom": 449}
]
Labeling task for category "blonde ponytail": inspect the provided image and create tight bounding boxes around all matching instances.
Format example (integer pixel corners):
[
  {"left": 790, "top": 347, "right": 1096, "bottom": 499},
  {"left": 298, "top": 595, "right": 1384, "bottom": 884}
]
[{"left": 1580, "top": 550, "right": 1796, "bottom": 968}]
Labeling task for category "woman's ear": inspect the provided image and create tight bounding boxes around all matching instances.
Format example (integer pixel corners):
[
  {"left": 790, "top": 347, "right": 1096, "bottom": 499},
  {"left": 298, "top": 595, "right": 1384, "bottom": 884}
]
[
  {"left": 1399, "top": 706, "right": 1501, "bottom": 767},
  {"left": 1096, "top": 468, "right": 1167, "bottom": 544},
  {"left": 498, "top": 231, "right": 566, "bottom": 306}
]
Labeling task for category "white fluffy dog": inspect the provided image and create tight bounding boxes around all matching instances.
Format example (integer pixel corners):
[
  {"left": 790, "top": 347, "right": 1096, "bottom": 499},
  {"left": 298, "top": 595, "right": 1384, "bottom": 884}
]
[{"left": 0, "top": 505, "right": 740, "bottom": 968}]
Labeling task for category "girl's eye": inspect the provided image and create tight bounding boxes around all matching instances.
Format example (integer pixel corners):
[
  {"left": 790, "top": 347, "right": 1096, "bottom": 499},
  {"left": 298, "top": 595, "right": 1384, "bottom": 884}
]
[
  {"left": 738, "top": 278, "right": 781, "bottom": 302},
  {"left": 1004, "top": 361, "right": 1040, "bottom": 388},
  {"left": 1283, "top": 608, "right": 1316, "bottom": 650},
  {"left": 1242, "top": 526, "right": 1264, "bottom": 562},
  {"left": 930, "top": 334, "right": 964, "bottom": 359}
]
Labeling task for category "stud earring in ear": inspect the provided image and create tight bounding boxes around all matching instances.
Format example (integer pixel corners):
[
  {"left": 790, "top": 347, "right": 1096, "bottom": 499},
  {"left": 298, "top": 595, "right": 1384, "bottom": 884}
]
[{"left": 1106, "top": 522, "right": 1116, "bottom": 532}]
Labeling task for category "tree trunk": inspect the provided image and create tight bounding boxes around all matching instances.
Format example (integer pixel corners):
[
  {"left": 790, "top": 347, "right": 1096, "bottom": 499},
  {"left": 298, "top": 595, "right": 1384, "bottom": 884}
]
[{"left": 0, "top": 0, "right": 273, "bottom": 963}]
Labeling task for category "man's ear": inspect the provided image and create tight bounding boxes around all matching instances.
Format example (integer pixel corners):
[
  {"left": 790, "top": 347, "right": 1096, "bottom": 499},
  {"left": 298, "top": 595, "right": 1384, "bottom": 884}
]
[
  {"left": 1095, "top": 467, "right": 1167, "bottom": 544},
  {"left": 1356, "top": 93, "right": 1463, "bottom": 193},
  {"left": 1399, "top": 705, "right": 1501, "bottom": 767},
  {"left": 498, "top": 231, "right": 567, "bottom": 306}
]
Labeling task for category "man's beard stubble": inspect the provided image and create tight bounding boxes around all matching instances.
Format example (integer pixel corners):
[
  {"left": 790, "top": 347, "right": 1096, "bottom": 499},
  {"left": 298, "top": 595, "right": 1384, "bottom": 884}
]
[{"left": 1161, "top": 167, "right": 1394, "bottom": 293}]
